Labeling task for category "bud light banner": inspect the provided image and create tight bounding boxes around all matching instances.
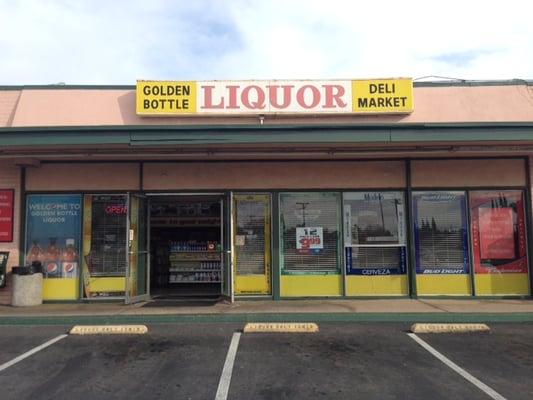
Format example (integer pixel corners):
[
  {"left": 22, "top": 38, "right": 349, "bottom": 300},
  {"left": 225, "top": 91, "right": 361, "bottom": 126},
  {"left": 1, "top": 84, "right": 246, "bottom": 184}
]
[
  {"left": 25, "top": 194, "right": 82, "bottom": 279},
  {"left": 413, "top": 192, "right": 470, "bottom": 275}
]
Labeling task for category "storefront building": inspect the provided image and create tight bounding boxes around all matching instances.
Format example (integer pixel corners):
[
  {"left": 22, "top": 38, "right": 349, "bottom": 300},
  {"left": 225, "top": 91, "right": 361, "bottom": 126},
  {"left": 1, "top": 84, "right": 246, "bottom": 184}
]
[{"left": 0, "top": 78, "right": 532, "bottom": 303}]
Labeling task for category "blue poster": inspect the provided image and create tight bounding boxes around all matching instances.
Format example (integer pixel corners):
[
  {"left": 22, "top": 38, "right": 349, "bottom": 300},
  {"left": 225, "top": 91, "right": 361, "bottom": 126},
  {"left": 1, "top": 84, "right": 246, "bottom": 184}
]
[
  {"left": 25, "top": 194, "right": 82, "bottom": 279},
  {"left": 345, "top": 246, "right": 407, "bottom": 275}
]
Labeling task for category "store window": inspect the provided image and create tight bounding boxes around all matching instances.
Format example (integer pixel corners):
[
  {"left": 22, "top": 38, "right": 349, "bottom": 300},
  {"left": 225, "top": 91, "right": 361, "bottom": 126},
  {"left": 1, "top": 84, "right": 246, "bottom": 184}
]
[
  {"left": 25, "top": 194, "right": 82, "bottom": 300},
  {"left": 413, "top": 191, "right": 470, "bottom": 275},
  {"left": 82, "top": 194, "right": 127, "bottom": 298},
  {"left": 343, "top": 192, "right": 406, "bottom": 275},
  {"left": 470, "top": 191, "right": 529, "bottom": 294},
  {"left": 279, "top": 192, "right": 341, "bottom": 274}
]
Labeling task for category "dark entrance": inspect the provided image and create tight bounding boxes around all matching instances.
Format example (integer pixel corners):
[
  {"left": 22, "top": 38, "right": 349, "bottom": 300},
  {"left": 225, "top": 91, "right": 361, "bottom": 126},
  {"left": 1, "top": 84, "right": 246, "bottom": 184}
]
[{"left": 149, "top": 195, "right": 223, "bottom": 299}]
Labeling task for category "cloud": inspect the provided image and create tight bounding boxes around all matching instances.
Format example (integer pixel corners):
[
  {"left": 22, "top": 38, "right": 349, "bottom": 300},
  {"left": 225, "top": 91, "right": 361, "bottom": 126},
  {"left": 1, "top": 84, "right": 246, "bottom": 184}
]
[
  {"left": 429, "top": 49, "right": 500, "bottom": 68},
  {"left": 0, "top": 0, "right": 531, "bottom": 84}
]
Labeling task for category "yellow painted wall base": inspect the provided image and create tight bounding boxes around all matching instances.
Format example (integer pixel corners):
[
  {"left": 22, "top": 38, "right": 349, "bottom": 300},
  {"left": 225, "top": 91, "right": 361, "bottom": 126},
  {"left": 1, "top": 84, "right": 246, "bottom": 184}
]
[
  {"left": 89, "top": 277, "right": 126, "bottom": 293},
  {"left": 235, "top": 275, "right": 271, "bottom": 295},
  {"left": 43, "top": 278, "right": 79, "bottom": 300},
  {"left": 346, "top": 275, "right": 408, "bottom": 296},
  {"left": 475, "top": 273, "right": 530, "bottom": 296},
  {"left": 416, "top": 275, "right": 472, "bottom": 296},
  {"left": 281, "top": 275, "right": 342, "bottom": 297}
]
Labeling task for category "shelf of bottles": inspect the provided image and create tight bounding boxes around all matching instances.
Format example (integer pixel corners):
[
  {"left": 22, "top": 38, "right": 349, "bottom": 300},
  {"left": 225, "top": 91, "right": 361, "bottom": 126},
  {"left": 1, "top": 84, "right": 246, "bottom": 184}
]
[{"left": 168, "top": 241, "right": 222, "bottom": 283}]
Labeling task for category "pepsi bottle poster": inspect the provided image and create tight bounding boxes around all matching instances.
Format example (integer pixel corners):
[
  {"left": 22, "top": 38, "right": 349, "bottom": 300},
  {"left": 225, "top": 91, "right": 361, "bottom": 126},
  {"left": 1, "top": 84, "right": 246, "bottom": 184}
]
[{"left": 25, "top": 194, "right": 82, "bottom": 279}]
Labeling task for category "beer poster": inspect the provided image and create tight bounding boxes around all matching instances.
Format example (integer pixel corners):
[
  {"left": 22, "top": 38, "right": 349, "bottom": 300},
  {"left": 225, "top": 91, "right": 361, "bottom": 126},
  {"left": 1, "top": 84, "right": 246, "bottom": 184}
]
[{"left": 478, "top": 208, "right": 515, "bottom": 260}]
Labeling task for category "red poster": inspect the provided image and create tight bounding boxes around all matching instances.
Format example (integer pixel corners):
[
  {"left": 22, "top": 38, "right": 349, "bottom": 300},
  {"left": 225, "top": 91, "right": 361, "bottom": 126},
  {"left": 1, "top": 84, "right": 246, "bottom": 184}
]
[
  {"left": 479, "top": 208, "right": 515, "bottom": 260},
  {"left": 0, "top": 189, "right": 14, "bottom": 242}
]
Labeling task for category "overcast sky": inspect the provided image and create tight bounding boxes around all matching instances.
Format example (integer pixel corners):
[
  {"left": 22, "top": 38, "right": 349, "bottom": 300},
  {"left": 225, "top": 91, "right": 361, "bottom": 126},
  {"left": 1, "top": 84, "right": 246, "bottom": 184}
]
[{"left": 0, "top": 0, "right": 531, "bottom": 85}]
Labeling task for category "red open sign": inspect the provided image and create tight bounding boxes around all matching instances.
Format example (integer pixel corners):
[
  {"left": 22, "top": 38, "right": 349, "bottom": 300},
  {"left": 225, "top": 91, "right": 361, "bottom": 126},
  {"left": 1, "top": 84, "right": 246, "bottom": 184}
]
[{"left": 105, "top": 205, "right": 127, "bottom": 215}]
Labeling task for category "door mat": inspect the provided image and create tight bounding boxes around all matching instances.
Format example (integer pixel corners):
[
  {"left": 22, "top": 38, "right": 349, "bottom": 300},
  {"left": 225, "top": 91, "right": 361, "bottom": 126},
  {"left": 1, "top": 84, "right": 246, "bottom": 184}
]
[{"left": 140, "top": 299, "right": 220, "bottom": 308}]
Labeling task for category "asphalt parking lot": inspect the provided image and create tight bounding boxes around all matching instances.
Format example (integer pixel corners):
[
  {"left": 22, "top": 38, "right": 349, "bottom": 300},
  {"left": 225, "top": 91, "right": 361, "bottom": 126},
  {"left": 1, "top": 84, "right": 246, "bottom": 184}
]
[{"left": 0, "top": 323, "right": 532, "bottom": 400}]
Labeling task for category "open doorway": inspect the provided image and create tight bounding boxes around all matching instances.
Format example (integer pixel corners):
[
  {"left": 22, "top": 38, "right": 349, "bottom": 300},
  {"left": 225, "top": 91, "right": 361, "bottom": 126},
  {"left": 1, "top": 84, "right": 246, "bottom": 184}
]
[{"left": 149, "top": 195, "right": 223, "bottom": 299}]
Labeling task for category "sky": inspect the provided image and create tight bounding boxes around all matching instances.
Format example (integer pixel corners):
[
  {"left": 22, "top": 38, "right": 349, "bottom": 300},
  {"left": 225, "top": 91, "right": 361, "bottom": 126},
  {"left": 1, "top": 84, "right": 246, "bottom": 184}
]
[{"left": 0, "top": 0, "right": 532, "bottom": 85}]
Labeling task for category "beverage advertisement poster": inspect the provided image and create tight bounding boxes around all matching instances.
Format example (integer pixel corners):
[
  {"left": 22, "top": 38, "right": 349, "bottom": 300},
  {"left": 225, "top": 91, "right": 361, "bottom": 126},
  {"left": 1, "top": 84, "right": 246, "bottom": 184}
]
[
  {"left": 345, "top": 246, "right": 407, "bottom": 276},
  {"left": 478, "top": 208, "right": 515, "bottom": 260},
  {"left": 413, "top": 192, "right": 470, "bottom": 275},
  {"left": 470, "top": 191, "right": 528, "bottom": 274},
  {"left": 0, "top": 189, "right": 14, "bottom": 242},
  {"left": 296, "top": 227, "right": 323, "bottom": 254},
  {"left": 25, "top": 194, "right": 82, "bottom": 279}
]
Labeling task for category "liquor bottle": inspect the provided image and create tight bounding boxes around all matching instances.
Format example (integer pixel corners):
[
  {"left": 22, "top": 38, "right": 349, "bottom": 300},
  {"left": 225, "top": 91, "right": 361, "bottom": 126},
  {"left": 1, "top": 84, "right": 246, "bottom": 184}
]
[
  {"left": 44, "top": 238, "right": 61, "bottom": 278},
  {"left": 27, "top": 240, "right": 45, "bottom": 264},
  {"left": 60, "top": 239, "right": 79, "bottom": 278}
]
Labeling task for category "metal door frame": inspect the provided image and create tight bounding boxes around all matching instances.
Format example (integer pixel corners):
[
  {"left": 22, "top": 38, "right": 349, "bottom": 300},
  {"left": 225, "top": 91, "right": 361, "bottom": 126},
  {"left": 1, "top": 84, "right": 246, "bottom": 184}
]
[
  {"left": 233, "top": 192, "right": 273, "bottom": 296},
  {"left": 221, "top": 193, "right": 235, "bottom": 302},
  {"left": 125, "top": 192, "right": 151, "bottom": 304}
]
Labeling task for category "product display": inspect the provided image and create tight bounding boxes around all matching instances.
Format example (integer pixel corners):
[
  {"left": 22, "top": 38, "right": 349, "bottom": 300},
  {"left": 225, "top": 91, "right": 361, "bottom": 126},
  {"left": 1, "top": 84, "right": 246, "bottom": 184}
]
[
  {"left": 167, "top": 241, "right": 222, "bottom": 283},
  {"left": 149, "top": 197, "right": 224, "bottom": 297}
]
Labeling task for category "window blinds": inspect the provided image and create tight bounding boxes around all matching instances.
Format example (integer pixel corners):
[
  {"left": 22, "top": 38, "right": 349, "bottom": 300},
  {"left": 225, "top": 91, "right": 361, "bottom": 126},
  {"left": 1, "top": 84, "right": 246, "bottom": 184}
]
[
  {"left": 280, "top": 193, "right": 340, "bottom": 273},
  {"left": 235, "top": 198, "right": 268, "bottom": 275}
]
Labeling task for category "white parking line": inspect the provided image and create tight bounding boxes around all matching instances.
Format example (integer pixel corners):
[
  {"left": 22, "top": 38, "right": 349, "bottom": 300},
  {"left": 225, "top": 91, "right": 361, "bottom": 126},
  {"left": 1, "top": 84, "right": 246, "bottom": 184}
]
[
  {"left": 215, "top": 332, "right": 241, "bottom": 400},
  {"left": 0, "top": 334, "right": 68, "bottom": 373},
  {"left": 408, "top": 333, "right": 507, "bottom": 400}
]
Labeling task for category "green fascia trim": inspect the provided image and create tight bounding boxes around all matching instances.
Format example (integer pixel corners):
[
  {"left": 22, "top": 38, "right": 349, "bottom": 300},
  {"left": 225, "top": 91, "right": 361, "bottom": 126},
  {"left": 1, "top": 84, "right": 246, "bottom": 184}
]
[
  {"left": 1, "top": 312, "right": 533, "bottom": 325},
  {"left": 391, "top": 128, "right": 533, "bottom": 142},
  {"left": 3, "top": 121, "right": 533, "bottom": 134},
  {"left": 1, "top": 125, "right": 533, "bottom": 147},
  {"left": 129, "top": 130, "right": 390, "bottom": 145},
  {"left": 0, "top": 131, "right": 130, "bottom": 146}
]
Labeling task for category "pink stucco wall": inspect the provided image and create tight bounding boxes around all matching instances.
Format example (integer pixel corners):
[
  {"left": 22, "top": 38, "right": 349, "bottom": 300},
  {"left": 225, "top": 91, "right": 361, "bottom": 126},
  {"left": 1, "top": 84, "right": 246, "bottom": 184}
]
[
  {"left": 26, "top": 163, "right": 141, "bottom": 191},
  {"left": 2, "top": 84, "right": 533, "bottom": 127},
  {"left": 143, "top": 161, "right": 406, "bottom": 190},
  {"left": 0, "top": 91, "right": 21, "bottom": 127},
  {"left": 0, "top": 161, "right": 21, "bottom": 304},
  {"left": 411, "top": 159, "right": 526, "bottom": 187}
]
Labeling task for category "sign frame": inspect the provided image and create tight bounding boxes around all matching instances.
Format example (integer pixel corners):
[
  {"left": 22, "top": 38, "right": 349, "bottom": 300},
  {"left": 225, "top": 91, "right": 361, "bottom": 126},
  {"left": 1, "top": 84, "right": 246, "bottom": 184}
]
[
  {"left": 0, "top": 189, "right": 14, "bottom": 243},
  {"left": 136, "top": 78, "right": 414, "bottom": 116}
]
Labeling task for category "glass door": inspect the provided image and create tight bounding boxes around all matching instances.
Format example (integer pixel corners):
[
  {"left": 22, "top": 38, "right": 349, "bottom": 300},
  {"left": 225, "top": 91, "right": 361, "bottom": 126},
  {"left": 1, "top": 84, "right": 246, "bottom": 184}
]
[
  {"left": 125, "top": 193, "right": 150, "bottom": 304},
  {"left": 233, "top": 193, "right": 272, "bottom": 295}
]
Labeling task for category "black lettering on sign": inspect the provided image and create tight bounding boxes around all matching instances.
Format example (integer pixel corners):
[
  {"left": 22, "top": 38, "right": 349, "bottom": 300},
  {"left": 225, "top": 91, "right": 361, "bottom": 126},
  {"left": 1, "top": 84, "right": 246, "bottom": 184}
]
[
  {"left": 358, "top": 98, "right": 369, "bottom": 108},
  {"left": 368, "top": 83, "right": 396, "bottom": 95},
  {"left": 142, "top": 98, "right": 192, "bottom": 110},
  {"left": 358, "top": 96, "right": 408, "bottom": 109},
  {"left": 143, "top": 84, "right": 191, "bottom": 96}
]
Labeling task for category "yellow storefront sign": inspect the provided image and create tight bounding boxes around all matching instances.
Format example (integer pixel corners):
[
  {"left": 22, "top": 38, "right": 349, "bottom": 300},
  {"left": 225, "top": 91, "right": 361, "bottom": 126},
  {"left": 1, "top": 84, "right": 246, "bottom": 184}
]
[
  {"left": 352, "top": 78, "right": 413, "bottom": 113},
  {"left": 136, "top": 80, "right": 197, "bottom": 115},
  {"left": 136, "top": 78, "right": 414, "bottom": 115}
]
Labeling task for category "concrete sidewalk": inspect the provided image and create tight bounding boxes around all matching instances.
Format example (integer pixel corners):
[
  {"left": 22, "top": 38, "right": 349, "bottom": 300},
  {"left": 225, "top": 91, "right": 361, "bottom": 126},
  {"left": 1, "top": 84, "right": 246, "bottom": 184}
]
[{"left": 0, "top": 298, "right": 533, "bottom": 320}]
